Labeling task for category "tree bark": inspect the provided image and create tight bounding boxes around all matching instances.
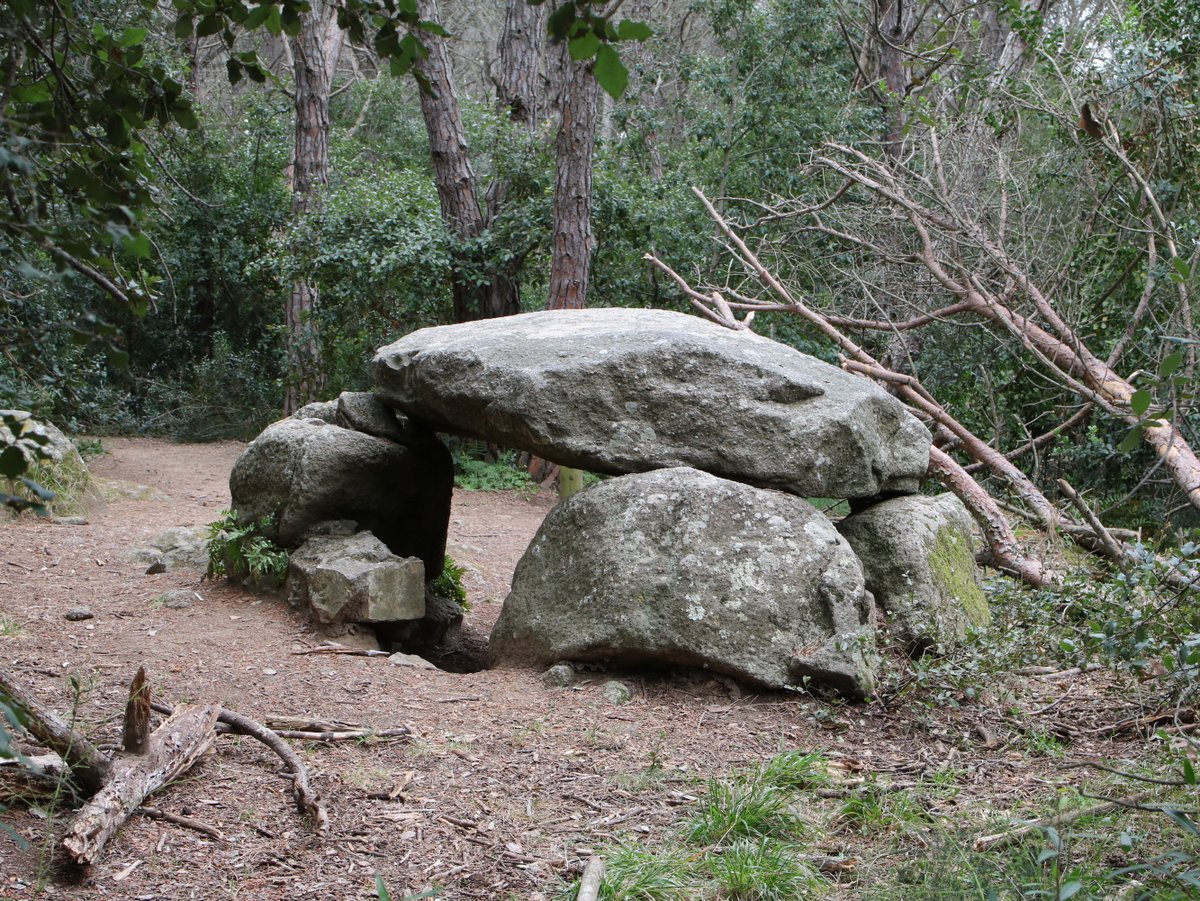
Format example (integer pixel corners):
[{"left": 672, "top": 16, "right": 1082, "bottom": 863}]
[
  {"left": 496, "top": 0, "right": 547, "bottom": 130},
  {"left": 61, "top": 704, "right": 221, "bottom": 866},
  {"left": 548, "top": 40, "right": 598, "bottom": 310},
  {"left": 284, "top": 1, "right": 343, "bottom": 413},
  {"left": 414, "top": 0, "right": 521, "bottom": 321},
  {"left": 873, "top": 0, "right": 911, "bottom": 160}
]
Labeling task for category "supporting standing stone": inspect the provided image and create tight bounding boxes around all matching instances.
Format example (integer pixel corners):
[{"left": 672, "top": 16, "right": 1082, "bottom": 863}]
[
  {"left": 491, "top": 467, "right": 876, "bottom": 697},
  {"left": 229, "top": 417, "right": 452, "bottom": 578},
  {"left": 838, "top": 493, "right": 990, "bottom": 654}
]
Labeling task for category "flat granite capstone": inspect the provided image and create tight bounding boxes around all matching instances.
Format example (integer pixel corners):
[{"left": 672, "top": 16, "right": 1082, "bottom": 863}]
[{"left": 372, "top": 308, "right": 930, "bottom": 499}]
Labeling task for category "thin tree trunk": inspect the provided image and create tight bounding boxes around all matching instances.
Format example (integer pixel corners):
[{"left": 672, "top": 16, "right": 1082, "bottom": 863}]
[
  {"left": 548, "top": 41, "right": 597, "bottom": 310},
  {"left": 874, "top": 0, "right": 910, "bottom": 160},
  {"left": 479, "top": 0, "right": 548, "bottom": 318},
  {"left": 284, "top": 1, "right": 342, "bottom": 413},
  {"left": 415, "top": 0, "right": 521, "bottom": 321}
]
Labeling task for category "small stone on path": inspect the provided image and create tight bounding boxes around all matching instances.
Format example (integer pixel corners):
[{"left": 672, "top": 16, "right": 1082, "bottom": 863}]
[
  {"left": 64, "top": 606, "right": 93, "bottom": 621},
  {"left": 541, "top": 663, "right": 575, "bottom": 688},
  {"left": 388, "top": 652, "right": 436, "bottom": 670},
  {"left": 600, "top": 680, "right": 633, "bottom": 705}
]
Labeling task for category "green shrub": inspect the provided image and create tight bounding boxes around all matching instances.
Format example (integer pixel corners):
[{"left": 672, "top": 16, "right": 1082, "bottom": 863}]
[
  {"left": 207, "top": 510, "right": 289, "bottom": 588},
  {"left": 430, "top": 555, "right": 469, "bottom": 611},
  {"left": 453, "top": 455, "right": 534, "bottom": 493}
]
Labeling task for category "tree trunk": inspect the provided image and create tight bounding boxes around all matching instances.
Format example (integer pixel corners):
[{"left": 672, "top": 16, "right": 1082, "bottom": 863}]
[
  {"left": 496, "top": 0, "right": 547, "bottom": 130},
  {"left": 415, "top": 0, "right": 521, "bottom": 321},
  {"left": 548, "top": 40, "right": 598, "bottom": 311},
  {"left": 284, "top": 1, "right": 342, "bottom": 413},
  {"left": 873, "top": 0, "right": 911, "bottom": 160}
]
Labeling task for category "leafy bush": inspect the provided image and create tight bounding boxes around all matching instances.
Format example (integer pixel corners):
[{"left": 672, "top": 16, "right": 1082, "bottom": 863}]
[
  {"left": 206, "top": 510, "right": 289, "bottom": 588},
  {"left": 453, "top": 453, "right": 535, "bottom": 493},
  {"left": 430, "top": 555, "right": 469, "bottom": 612}
]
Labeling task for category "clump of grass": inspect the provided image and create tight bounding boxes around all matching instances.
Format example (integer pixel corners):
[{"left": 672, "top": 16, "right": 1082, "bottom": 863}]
[
  {"left": 0, "top": 617, "right": 27, "bottom": 639},
  {"left": 758, "top": 750, "right": 833, "bottom": 792},
  {"left": 9, "top": 456, "right": 97, "bottom": 517},
  {"left": 704, "top": 838, "right": 823, "bottom": 901},
  {"left": 687, "top": 776, "right": 807, "bottom": 845},
  {"left": 561, "top": 750, "right": 831, "bottom": 900},
  {"left": 596, "top": 846, "right": 693, "bottom": 900},
  {"left": 834, "top": 782, "right": 931, "bottom": 835}
]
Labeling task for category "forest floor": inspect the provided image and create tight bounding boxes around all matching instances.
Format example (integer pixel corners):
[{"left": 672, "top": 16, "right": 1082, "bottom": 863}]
[{"left": 0, "top": 439, "right": 1182, "bottom": 900}]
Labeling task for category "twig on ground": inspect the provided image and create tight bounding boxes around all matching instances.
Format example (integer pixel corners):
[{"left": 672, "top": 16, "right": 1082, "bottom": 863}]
[
  {"left": 973, "top": 790, "right": 1155, "bottom": 851},
  {"left": 291, "top": 646, "right": 391, "bottom": 657},
  {"left": 152, "top": 700, "right": 329, "bottom": 835},
  {"left": 137, "top": 805, "right": 225, "bottom": 840}
]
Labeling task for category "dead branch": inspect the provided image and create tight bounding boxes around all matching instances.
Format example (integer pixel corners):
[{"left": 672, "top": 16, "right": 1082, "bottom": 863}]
[
  {"left": 963, "top": 406, "right": 1093, "bottom": 474},
  {"left": 62, "top": 703, "right": 221, "bottom": 865},
  {"left": 137, "top": 805, "right": 225, "bottom": 841},
  {"left": 973, "top": 790, "right": 1155, "bottom": 851},
  {"left": 292, "top": 644, "right": 390, "bottom": 658},
  {"left": 152, "top": 701, "right": 329, "bottom": 834},
  {"left": 0, "top": 665, "right": 111, "bottom": 795},
  {"left": 654, "top": 197, "right": 1053, "bottom": 586},
  {"left": 1056, "top": 479, "right": 1130, "bottom": 572},
  {"left": 272, "top": 727, "right": 410, "bottom": 742},
  {"left": 576, "top": 856, "right": 605, "bottom": 901}
]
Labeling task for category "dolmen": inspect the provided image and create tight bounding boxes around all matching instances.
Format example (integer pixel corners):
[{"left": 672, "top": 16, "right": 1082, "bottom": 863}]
[{"left": 230, "top": 308, "right": 989, "bottom": 697}]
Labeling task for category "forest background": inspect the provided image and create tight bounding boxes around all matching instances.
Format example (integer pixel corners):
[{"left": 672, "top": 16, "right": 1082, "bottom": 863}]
[{"left": 3, "top": 0, "right": 1198, "bottom": 550}]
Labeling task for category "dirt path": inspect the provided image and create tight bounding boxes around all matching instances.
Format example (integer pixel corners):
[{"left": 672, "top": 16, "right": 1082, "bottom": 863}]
[{"left": 0, "top": 440, "right": 1153, "bottom": 899}]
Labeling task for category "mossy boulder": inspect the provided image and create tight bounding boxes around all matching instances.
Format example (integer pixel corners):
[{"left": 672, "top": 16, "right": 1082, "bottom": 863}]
[
  {"left": 1, "top": 411, "right": 98, "bottom": 516},
  {"left": 837, "top": 493, "right": 989, "bottom": 655}
]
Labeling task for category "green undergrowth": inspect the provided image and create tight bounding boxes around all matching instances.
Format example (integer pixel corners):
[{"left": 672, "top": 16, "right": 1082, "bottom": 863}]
[
  {"left": 430, "top": 555, "right": 470, "bottom": 611},
  {"left": 206, "top": 510, "right": 289, "bottom": 588},
  {"left": 453, "top": 455, "right": 535, "bottom": 493},
  {"left": 557, "top": 747, "right": 1200, "bottom": 900}
]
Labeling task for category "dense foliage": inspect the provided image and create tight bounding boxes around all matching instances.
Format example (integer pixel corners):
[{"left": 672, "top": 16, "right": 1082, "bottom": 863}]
[{"left": 1, "top": 1, "right": 1196, "bottom": 521}]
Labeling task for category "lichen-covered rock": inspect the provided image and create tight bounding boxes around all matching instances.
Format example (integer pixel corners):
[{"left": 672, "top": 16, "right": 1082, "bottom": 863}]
[
  {"left": 491, "top": 467, "right": 876, "bottom": 697},
  {"left": 287, "top": 531, "right": 425, "bottom": 625},
  {"left": 1, "top": 410, "right": 98, "bottom": 516},
  {"left": 837, "top": 493, "right": 989, "bottom": 654},
  {"left": 292, "top": 400, "right": 338, "bottom": 423},
  {"left": 127, "top": 525, "right": 211, "bottom": 572},
  {"left": 373, "top": 308, "right": 930, "bottom": 500},
  {"left": 333, "top": 392, "right": 409, "bottom": 443},
  {"left": 229, "top": 417, "right": 451, "bottom": 576}
]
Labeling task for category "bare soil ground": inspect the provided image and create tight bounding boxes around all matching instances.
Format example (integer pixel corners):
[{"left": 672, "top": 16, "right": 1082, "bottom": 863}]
[{"left": 0, "top": 439, "right": 1164, "bottom": 900}]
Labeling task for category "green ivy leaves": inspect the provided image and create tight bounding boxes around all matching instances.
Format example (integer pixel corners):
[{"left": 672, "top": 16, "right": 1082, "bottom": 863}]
[{"left": 542, "top": 1, "right": 652, "bottom": 99}]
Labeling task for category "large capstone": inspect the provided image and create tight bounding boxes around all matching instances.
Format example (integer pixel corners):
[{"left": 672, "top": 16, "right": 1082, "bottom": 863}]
[
  {"left": 228, "top": 417, "right": 452, "bottom": 577},
  {"left": 372, "top": 308, "right": 930, "bottom": 499},
  {"left": 490, "top": 467, "right": 876, "bottom": 696},
  {"left": 286, "top": 532, "right": 425, "bottom": 625},
  {"left": 837, "top": 493, "right": 989, "bottom": 654}
]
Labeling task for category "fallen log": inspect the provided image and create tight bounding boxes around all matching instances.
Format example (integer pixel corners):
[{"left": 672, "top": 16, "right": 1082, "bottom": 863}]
[
  {"left": 2, "top": 666, "right": 331, "bottom": 867},
  {"left": 0, "top": 665, "right": 111, "bottom": 795},
  {"left": 61, "top": 702, "right": 221, "bottom": 865}
]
